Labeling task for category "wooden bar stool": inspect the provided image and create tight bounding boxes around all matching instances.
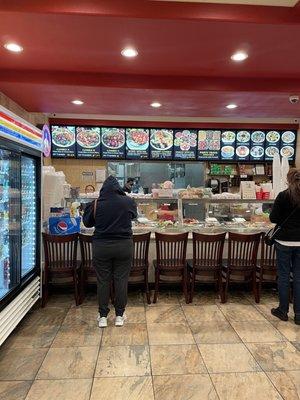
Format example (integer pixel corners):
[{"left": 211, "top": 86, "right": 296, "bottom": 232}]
[
  {"left": 189, "top": 232, "right": 226, "bottom": 303},
  {"left": 153, "top": 232, "right": 189, "bottom": 304},
  {"left": 256, "top": 237, "right": 277, "bottom": 303},
  {"left": 42, "top": 233, "right": 81, "bottom": 307},
  {"left": 130, "top": 232, "right": 151, "bottom": 304},
  {"left": 222, "top": 232, "right": 261, "bottom": 303}
]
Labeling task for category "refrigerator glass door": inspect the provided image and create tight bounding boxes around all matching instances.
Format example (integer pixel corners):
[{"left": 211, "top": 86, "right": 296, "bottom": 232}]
[
  {"left": 21, "top": 156, "right": 37, "bottom": 277},
  {"left": 0, "top": 148, "right": 21, "bottom": 299}
]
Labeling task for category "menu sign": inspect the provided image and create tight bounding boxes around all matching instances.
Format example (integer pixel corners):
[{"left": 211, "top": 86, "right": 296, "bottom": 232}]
[
  {"left": 280, "top": 130, "right": 296, "bottom": 160},
  {"left": 173, "top": 129, "right": 197, "bottom": 160},
  {"left": 51, "top": 125, "right": 76, "bottom": 158},
  {"left": 221, "top": 130, "right": 236, "bottom": 160},
  {"left": 126, "top": 128, "right": 149, "bottom": 159},
  {"left": 235, "top": 130, "right": 250, "bottom": 161},
  {"left": 265, "top": 130, "right": 280, "bottom": 161},
  {"left": 250, "top": 130, "right": 265, "bottom": 161},
  {"left": 76, "top": 127, "right": 101, "bottom": 158},
  {"left": 150, "top": 129, "right": 173, "bottom": 160},
  {"left": 101, "top": 127, "right": 125, "bottom": 159},
  {"left": 197, "top": 130, "right": 221, "bottom": 160}
]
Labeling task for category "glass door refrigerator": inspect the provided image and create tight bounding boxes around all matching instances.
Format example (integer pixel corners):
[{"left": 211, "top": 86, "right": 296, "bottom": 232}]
[{"left": 0, "top": 105, "right": 42, "bottom": 345}]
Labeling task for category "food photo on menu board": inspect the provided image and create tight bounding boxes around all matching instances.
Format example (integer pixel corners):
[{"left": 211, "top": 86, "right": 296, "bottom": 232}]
[
  {"left": 150, "top": 129, "right": 174, "bottom": 159},
  {"left": 235, "top": 130, "right": 251, "bottom": 161},
  {"left": 250, "top": 130, "right": 265, "bottom": 161},
  {"left": 76, "top": 127, "right": 101, "bottom": 158},
  {"left": 197, "top": 130, "right": 221, "bottom": 160},
  {"left": 51, "top": 125, "right": 76, "bottom": 158},
  {"left": 220, "top": 130, "right": 236, "bottom": 160},
  {"left": 265, "top": 130, "right": 280, "bottom": 160},
  {"left": 280, "top": 130, "right": 296, "bottom": 160},
  {"left": 101, "top": 127, "right": 125, "bottom": 159},
  {"left": 126, "top": 128, "right": 149, "bottom": 159},
  {"left": 173, "top": 129, "right": 197, "bottom": 160}
]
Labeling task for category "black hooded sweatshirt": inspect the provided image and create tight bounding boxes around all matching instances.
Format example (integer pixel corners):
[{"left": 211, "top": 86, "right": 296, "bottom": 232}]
[{"left": 83, "top": 175, "right": 137, "bottom": 241}]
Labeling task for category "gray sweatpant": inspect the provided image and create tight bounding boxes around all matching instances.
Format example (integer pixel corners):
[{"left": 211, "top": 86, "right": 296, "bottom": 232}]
[{"left": 92, "top": 239, "right": 133, "bottom": 317}]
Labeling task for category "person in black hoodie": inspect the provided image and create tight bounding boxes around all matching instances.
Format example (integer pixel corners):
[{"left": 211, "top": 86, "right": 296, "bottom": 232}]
[
  {"left": 83, "top": 175, "right": 137, "bottom": 328},
  {"left": 269, "top": 168, "right": 300, "bottom": 325}
]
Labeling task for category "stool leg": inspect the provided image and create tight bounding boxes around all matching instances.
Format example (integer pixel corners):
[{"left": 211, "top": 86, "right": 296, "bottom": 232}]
[
  {"left": 153, "top": 269, "right": 159, "bottom": 304},
  {"left": 190, "top": 269, "right": 195, "bottom": 303},
  {"left": 145, "top": 270, "right": 151, "bottom": 305}
]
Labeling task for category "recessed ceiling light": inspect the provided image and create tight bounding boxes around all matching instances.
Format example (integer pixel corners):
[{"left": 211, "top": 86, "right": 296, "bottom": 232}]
[
  {"left": 151, "top": 102, "right": 162, "bottom": 108},
  {"left": 71, "top": 99, "right": 84, "bottom": 105},
  {"left": 4, "top": 43, "right": 23, "bottom": 53},
  {"left": 121, "top": 47, "right": 138, "bottom": 58},
  {"left": 226, "top": 104, "right": 237, "bottom": 109},
  {"left": 231, "top": 51, "right": 248, "bottom": 62}
]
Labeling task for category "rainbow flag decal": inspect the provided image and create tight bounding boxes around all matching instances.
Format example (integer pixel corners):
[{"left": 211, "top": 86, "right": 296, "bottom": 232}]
[{"left": 0, "top": 105, "right": 42, "bottom": 151}]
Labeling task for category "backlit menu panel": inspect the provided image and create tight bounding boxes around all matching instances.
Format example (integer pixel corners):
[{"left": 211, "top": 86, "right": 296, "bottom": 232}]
[
  {"left": 197, "top": 130, "right": 221, "bottom": 160},
  {"left": 149, "top": 129, "right": 173, "bottom": 160},
  {"left": 76, "top": 127, "right": 101, "bottom": 158},
  {"left": 126, "top": 128, "right": 149, "bottom": 159},
  {"left": 101, "top": 127, "right": 125, "bottom": 159},
  {"left": 51, "top": 126, "right": 76, "bottom": 158},
  {"left": 173, "top": 129, "right": 197, "bottom": 160}
]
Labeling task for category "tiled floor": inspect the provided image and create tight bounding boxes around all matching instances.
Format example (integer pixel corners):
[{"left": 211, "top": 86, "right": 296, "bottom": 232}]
[{"left": 0, "top": 289, "right": 299, "bottom": 400}]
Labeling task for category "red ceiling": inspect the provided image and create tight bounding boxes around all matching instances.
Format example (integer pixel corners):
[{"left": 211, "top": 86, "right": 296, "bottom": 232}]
[{"left": 0, "top": 1, "right": 300, "bottom": 119}]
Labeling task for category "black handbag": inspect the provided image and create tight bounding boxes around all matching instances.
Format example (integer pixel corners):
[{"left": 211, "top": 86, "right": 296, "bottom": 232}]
[{"left": 264, "top": 207, "right": 298, "bottom": 246}]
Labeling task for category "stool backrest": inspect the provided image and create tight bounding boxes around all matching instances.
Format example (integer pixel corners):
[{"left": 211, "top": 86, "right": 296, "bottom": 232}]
[
  {"left": 155, "top": 232, "right": 188, "bottom": 269},
  {"left": 192, "top": 232, "right": 226, "bottom": 269},
  {"left": 132, "top": 232, "right": 151, "bottom": 270},
  {"left": 260, "top": 237, "right": 277, "bottom": 269},
  {"left": 43, "top": 233, "right": 78, "bottom": 271},
  {"left": 228, "top": 232, "right": 261, "bottom": 270},
  {"left": 79, "top": 234, "right": 93, "bottom": 270}
]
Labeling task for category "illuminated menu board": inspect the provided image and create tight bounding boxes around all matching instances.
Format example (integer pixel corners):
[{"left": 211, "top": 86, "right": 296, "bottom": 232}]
[
  {"left": 220, "top": 130, "right": 236, "bottom": 161},
  {"left": 149, "top": 129, "right": 174, "bottom": 160},
  {"left": 197, "top": 130, "right": 221, "bottom": 160},
  {"left": 126, "top": 128, "right": 150, "bottom": 159},
  {"left": 76, "top": 127, "right": 101, "bottom": 158},
  {"left": 280, "top": 130, "right": 296, "bottom": 160},
  {"left": 264, "top": 130, "right": 281, "bottom": 161},
  {"left": 51, "top": 125, "right": 76, "bottom": 158},
  {"left": 235, "top": 130, "right": 251, "bottom": 161},
  {"left": 101, "top": 127, "right": 125, "bottom": 159},
  {"left": 250, "top": 131, "right": 265, "bottom": 161},
  {"left": 173, "top": 129, "right": 197, "bottom": 160}
]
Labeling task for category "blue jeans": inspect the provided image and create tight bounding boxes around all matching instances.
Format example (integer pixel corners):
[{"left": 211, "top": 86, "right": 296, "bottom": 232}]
[{"left": 275, "top": 242, "right": 300, "bottom": 318}]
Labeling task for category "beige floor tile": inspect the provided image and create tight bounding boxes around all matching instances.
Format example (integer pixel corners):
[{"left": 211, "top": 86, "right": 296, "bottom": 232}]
[
  {"left": 211, "top": 372, "right": 282, "bottom": 400},
  {"left": 3, "top": 324, "right": 60, "bottom": 349},
  {"left": 182, "top": 305, "right": 226, "bottom": 324},
  {"left": 267, "top": 371, "right": 300, "bottom": 400},
  {"left": 51, "top": 324, "right": 101, "bottom": 347},
  {"left": 36, "top": 347, "right": 98, "bottom": 379},
  {"left": 273, "top": 321, "right": 300, "bottom": 342},
  {"left": 46, "top": 293, "right": 74, "bottom": 307},
  {"left": 199, "top": 343, "right": 261, "bottom": 373},
  {"left": 127, "top": 291, "right": 145, "bottom": 306},
  {"left": 149, "top": 290, "right": 180, "bottom": 305},
  {"left": 25, "top": 379, "right": 92, "bottom": 400},
  {"left": 292, "top": 342, "right": 300, "bottom": 351},
  {"left": 62, "top": 306, "right": 98, "bottom": 327},
  {"left": 107, "top": 306, "right": 146, "bottom": 324},
  {"left": 72, "top": 293, "right": 97, "bottom": 307},
  {"left": 230, "top": 321, "right": 286, "bottom": 343},
  {"left": 95, "top": 345, "right": 150, "bottom": 377},
  {"left": 146, "top": 305, "right": 186, "bottom": 324},
  {"left": 247, "top": 342, "right": 300, "bottom": 371},
  {"left": 0, "top": 348, "right": 47, "bottom": 380},
  {"left": 148, "top": 323, "right": 194, "bottom": 345},
  {"left": 102, "top": 324, "right": 148, "bottom": 346},
  {"left": 190, "top": 321, "right": 241, "bottom": 344},
  {"left": 0, "top": 381, "right": 32, "bottom": 400},
  {"left": 255, "top": 304, "right": 282, "bottom": 323},
  {"left": 90, "top": 377, "right": 154, "bottom": 400},
  {"left": 219, "top": 304, "right": 267, "bottom": 322},
  {"left": 22, "top": 306, "right": 68, "bottom": 327},
  {"left": 153, "top": 374, "right": 218, "bottom": 400},
  {"left": 150, "top": 344, "right": 206, "bottom": 375},
  {"left": 180, "top": 291, "right": 218, "bottom": 306}
]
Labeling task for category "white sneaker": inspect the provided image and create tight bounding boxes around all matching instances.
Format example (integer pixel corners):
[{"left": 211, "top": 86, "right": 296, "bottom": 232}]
[
  {"left": 115, "top": 315, "right": 126, "bottom": 327},
  {"left": 98, "top": 317, "right": 108, "bottom": 328}
]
